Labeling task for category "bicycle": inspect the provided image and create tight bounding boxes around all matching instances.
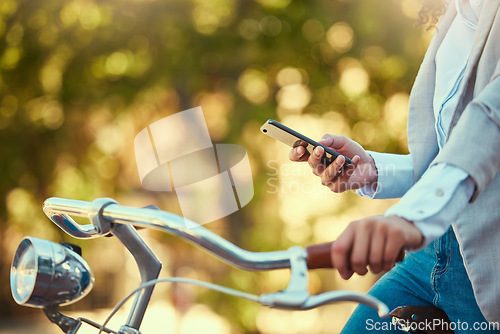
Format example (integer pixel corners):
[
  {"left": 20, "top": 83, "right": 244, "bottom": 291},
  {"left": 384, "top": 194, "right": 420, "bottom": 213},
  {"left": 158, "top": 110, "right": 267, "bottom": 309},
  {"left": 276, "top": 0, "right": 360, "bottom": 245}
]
[{"left": 10, "top": 197, "right": 390, "bottom": 334}]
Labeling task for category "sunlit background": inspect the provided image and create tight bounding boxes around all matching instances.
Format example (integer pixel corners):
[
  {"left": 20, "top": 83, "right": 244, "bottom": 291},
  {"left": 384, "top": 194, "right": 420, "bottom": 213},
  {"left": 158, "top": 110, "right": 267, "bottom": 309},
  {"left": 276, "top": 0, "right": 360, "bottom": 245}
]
[{"left": 0, "top": 0, "right": 433, "bottom": 333}]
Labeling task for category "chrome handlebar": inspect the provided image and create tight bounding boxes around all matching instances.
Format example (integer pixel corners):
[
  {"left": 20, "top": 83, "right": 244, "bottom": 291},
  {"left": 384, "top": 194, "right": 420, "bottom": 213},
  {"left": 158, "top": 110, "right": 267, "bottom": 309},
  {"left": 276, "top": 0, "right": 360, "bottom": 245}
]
[
  {"left": 43, "top": 197, "right": 294, "bottom": 271},
  {"left": 42, "top": 197, "right": 389, "bottom": 320}
]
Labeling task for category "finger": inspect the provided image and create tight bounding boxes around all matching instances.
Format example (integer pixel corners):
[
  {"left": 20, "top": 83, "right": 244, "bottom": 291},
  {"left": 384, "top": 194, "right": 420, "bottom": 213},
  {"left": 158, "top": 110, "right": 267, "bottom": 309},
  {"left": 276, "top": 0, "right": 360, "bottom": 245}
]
[
  {"left": 322, "top": 134, "right": 349, "bottom": 151},
  {"left": 319, "top": 135, "right": 333, "bottom": 147},
  {"left": 383, "top": 229, "right": 404, "bottom": 272},
  {"left": 321, "top": 155, "right": 345, "bottom": 187},
  {"left": 334, "top": 158, "right": 363, "bottom": 192},
  {"left": 325, "top": 156, "right": 359, "bottom": 192},
  {"left": 332, "top": 227, "right": 355, "bottom": 280},
  {"left": 308, "top": 146, "right": 325, "bottom": 176},
  {"left": 351, "top": 155, "right": 361, "bottom": 165},
  {"left": 368, "top": 223, "right": 387, "bottom": 274},
  {"left": 289, "top": 146, "right": 309, "bottom": 162},
  {"left": 350, "top": 221, "right": 371, "bottom": 276},
  {"left": 328, "top": 155, "right": 347, "bottom": 176}
]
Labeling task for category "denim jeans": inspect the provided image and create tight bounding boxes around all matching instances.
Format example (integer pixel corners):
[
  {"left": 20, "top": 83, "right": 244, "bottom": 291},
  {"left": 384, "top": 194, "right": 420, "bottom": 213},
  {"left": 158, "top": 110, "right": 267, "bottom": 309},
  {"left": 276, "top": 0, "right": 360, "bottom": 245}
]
[{"left": 341, "top": 226, "right": 499, "bottom": 334}]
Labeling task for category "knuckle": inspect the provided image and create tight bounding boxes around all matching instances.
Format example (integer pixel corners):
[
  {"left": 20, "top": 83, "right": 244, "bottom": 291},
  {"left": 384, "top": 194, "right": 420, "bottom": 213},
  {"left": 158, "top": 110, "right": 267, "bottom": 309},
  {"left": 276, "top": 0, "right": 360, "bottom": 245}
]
[
  {"left": 376, "top": 222, "right": 389, "bottom": 234},
  {"left": 383, "top": 261, "right": 395, "bottom": 272},
  {"left": 351, "top": 255, "right": 365, "bottom": 268},
  {"left": 359, "top": 218, "right": 375, "bottom": 231},
  {"left": 332, "top": 242, "right": 347, "bottom": 256},
  {"left": 383, "top": 254, "right": 396, "bottom": 265},
  {"left": 370, "top": 261, "right": 382, "bottom": 272},
  {"left": 329, "top": 183, "right": 340, "bottom": 193},
  {"left": 324, "top": 168, "right": 330, "bottom": 179},
  {"left": 337, "top": 135, "right": 348, "bottom": 144},
  {"left": 389, "top": 227, "right": 404, "bottom": 239},
  {"left": 336, "top": 181, "right": 346, "bottom": 193},
  {"left": 322, "top": 175, "right": 333, "bottom": 187},
  {"left": 348, "top": 220, "right": 360, "bottom": 230},
  {"left": 358, "top": 268, "right": 368, "bottom": 276},
  {"left": 369, "top": 254, "right": 382, "bottom": 267},
  {"left": 309, "top": 164, "right": 319, "bottom": 175}
]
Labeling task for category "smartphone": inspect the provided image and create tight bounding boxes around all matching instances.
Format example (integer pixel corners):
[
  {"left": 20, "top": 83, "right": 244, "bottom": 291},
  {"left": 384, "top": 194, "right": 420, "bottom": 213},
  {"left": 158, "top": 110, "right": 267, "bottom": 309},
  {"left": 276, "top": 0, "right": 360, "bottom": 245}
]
[{"left": 260, "top": 119, "right": 351, "bottom": 167}]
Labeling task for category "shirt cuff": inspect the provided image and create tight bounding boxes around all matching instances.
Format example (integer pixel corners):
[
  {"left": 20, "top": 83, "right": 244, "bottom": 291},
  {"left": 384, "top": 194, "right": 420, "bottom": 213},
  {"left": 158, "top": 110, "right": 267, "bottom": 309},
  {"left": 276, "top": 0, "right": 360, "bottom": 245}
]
[
  {"left": 385, "top": 163, "right": 475, "bottom": 249},
  {"left": 357, "top": 152, "right": 414, "bottom": 199}
]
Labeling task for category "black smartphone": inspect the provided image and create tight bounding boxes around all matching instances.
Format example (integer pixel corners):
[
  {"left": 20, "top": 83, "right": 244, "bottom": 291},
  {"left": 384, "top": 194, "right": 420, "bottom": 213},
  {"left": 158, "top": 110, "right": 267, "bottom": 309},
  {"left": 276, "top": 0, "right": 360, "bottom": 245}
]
[{"left": 260, "top": 119, "right": 351, "bottom": 167}]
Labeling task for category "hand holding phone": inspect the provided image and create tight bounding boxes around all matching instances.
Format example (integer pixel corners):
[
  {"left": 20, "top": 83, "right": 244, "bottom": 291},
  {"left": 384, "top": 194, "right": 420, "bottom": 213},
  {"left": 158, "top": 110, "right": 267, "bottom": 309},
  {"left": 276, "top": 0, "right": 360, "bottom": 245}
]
[{"left": 260, "top": 119, "right": 378, "bottom": 193}]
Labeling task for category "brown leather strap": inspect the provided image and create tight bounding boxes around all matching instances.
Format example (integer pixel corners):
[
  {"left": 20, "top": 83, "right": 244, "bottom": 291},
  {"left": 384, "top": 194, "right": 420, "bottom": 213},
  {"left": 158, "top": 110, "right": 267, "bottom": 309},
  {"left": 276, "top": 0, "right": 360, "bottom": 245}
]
[
  {"left": 305, "top": 241, "right": 406, "bottom": 270},
  {"left": 305, "top": 242, "right": 334, "bottom": 269}
]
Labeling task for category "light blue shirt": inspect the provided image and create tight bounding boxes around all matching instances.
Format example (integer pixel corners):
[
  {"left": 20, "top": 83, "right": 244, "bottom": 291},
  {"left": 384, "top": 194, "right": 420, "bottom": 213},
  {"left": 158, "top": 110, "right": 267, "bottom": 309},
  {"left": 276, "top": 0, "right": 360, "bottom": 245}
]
[{"left": 358, "top": 0, "right": 483, "bottom": 246}]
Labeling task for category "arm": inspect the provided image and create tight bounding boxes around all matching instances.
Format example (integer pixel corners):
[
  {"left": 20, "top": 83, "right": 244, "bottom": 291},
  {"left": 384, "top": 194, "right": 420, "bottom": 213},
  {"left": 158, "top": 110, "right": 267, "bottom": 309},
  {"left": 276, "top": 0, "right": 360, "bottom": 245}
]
[
  {"left": 332, "top": 58, "right": 500, "bottom": 279},
  {"left": 385, "top": 163, "right": 475, "bottom": 247},
  {"left": 432, "top": 61, "right": 500, "bottom": 201},
  {"left": 332, "top": 163, "right": 474, "bottom": 280}
]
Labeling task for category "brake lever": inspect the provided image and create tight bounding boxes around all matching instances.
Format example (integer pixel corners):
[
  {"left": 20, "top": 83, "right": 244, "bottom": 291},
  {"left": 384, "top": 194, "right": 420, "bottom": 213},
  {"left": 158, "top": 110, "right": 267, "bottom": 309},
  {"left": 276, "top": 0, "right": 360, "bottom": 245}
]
[
  {"left": 258, "top": 246, "right": 389, "bottom": 317},
  {"left": 301, "top": 291, "right": 389, "bottom": 317}
]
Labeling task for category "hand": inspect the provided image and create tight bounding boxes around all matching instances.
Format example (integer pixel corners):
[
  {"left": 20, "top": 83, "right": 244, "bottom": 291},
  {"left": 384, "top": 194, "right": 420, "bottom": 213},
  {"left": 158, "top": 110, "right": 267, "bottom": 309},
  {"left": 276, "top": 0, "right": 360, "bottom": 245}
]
[
  {"left": 289, "top": 134, "right": 377, "bottom": 193},
  {"left": 330, "top": 215, "right": 424, "bottom": 279}
]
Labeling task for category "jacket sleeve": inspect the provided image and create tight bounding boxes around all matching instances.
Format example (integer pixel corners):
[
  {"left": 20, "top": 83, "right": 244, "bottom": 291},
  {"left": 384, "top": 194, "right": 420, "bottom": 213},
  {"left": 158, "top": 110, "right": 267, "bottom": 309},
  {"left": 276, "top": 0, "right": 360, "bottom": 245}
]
[{"left": 432, "top": 60, "right": 500, "bottom": 201}]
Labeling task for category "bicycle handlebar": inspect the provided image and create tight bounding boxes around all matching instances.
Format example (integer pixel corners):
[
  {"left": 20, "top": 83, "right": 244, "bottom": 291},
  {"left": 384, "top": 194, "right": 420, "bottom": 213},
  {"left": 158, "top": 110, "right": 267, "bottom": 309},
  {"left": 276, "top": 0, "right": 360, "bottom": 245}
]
[
  {"left": 44, "top": 196, "right": 404, "bottom": 271},
  {"left": 42, "top": 197, "right": 390, "bottom": 318},
  {"left": 44, "top": 197, "right": 295, "bottom": 271}
]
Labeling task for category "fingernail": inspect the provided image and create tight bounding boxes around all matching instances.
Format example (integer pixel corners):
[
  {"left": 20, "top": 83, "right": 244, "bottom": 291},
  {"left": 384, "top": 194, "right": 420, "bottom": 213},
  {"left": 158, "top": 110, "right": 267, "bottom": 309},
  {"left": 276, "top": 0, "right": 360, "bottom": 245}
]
[
  {"left": 314, "top": 147, "right": 322, "bottom": 157},
  {"left": 297, "top": 146, "right": 305, "bottom": 156}
]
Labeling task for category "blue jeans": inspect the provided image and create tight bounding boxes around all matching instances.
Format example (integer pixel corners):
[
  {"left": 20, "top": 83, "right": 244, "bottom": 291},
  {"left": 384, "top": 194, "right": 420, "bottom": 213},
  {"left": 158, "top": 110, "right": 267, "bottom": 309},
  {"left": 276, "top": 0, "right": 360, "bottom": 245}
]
[{"left": 342, "top": 227, "right": 499, "bottom": 334}]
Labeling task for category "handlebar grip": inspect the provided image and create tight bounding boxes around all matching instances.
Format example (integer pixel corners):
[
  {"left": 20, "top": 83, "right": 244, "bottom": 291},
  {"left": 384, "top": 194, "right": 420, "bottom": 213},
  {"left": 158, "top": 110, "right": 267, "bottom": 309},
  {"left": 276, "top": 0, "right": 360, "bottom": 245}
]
[
  {"left": 305, "top": 241, "right": 406, "bottom": 270},
  {"left": 305, "top": 242, "right": 334, "bottom": 269}
]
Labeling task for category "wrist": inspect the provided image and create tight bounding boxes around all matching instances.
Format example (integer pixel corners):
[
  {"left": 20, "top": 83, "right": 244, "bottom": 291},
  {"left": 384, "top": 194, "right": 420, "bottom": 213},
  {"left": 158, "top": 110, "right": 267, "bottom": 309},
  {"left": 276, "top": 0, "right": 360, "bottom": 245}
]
[
  {"left": 387, "top": 214, "right": 424, "bottom": 250},
  {"left": 364, "top": 154, "right": 379, "bottom": 187}
]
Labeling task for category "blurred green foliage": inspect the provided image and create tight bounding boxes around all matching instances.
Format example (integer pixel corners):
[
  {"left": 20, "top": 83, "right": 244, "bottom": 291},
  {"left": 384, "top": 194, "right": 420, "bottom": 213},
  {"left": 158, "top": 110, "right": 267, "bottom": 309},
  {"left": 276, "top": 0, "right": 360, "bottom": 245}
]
[{"left": 0, "top": 0, "right": 431, "bottom": 332}]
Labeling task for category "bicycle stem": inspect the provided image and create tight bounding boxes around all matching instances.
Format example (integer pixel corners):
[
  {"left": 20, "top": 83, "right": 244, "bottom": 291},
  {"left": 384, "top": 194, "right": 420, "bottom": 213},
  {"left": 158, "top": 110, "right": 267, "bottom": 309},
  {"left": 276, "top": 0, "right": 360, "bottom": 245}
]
[{"left": 112, "top": 224, "right": 161, "bottom": 331}]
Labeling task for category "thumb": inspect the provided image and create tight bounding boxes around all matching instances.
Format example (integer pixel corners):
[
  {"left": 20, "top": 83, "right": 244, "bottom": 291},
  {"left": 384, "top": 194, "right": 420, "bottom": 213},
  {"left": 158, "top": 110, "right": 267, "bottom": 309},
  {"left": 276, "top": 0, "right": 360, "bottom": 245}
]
[{"left": 320, "top": 134, "right": 349, "bottom": 150}]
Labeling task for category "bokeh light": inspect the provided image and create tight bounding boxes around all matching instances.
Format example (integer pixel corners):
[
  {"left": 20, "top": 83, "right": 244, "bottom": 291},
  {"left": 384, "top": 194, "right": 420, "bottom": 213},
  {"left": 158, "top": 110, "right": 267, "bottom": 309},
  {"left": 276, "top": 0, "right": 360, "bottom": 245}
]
[
  {"left": 326, "top": 22, "right": 354, "bottom": 54},
  {"left": 238, "top": 68, "right": 269, "bottom": 104}
]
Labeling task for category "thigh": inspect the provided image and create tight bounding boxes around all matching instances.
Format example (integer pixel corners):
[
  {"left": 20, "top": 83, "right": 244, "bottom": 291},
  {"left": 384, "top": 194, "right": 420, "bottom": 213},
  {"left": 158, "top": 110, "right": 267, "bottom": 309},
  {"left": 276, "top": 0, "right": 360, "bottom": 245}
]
[
  {"left": 436, "top": 231, "right": 500, "bottom": 334},
  {"left": 341, "top": 257, "right": 435, "bottom": 334}
]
